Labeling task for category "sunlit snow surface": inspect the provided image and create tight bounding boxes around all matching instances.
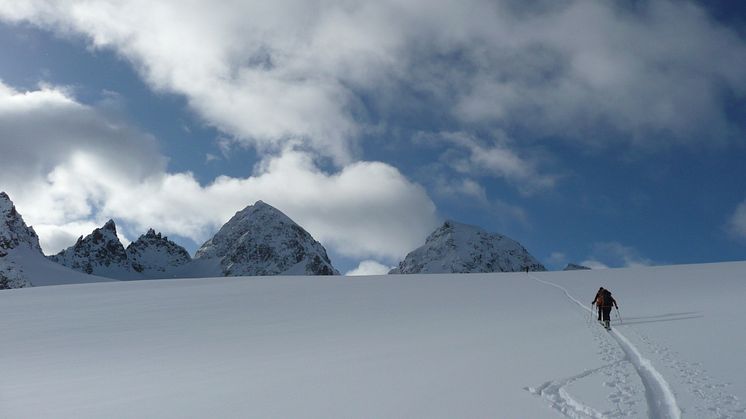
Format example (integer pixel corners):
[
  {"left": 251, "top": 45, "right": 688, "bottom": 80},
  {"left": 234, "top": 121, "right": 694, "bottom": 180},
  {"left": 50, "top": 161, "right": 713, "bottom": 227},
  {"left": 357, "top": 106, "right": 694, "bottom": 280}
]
[{"left": 1, "top": 262, "right": 745, "bottom": 418}]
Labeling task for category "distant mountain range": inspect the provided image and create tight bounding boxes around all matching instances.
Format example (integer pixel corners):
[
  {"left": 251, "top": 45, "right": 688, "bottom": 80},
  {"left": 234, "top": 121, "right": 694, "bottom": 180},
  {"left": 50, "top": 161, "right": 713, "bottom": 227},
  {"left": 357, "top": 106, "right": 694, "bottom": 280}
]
[{"left": 3, "top": 191, "right": 550, "bottom": 288}]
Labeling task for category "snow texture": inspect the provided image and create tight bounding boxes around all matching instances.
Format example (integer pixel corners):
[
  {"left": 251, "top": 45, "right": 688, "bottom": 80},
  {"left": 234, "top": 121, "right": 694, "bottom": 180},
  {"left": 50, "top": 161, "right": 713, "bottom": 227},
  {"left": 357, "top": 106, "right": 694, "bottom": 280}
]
[
  {"left": 126, "top": 229, "right": 191, "bottom": 278},
  {"left": 390, "top": 220, "right": 546, "bottom": 274},
  {"left": 1, "top": 262, "right": 745, "bottom": 418},
  {"left": 191, "top": 200, "right": 339, "bottom": 276}
]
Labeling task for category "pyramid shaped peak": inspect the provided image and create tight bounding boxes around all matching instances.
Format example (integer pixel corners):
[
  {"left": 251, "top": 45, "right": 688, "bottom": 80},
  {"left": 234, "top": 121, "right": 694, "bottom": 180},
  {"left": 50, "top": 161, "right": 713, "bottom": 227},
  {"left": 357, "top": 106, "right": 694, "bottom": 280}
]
[
  {"left": 0, "top": 191, "right": 15, "bottom": 212},
  {"left": 0, "top": 191, "right": 42, "bottom": 253},
  {"left": 249, "top": 200, "right": 278, "bottom": 211},
  {"left": 194, "top": 200, "right": 338, "bottom": 276},
  {"left": 102, "top": 219, "right": 117, "bottom": 231},
  {"left": 232, "top": 200, "right": 291, "bottom": 224},
  {"left": 391, "top": 220, "right": 545, "bottom": 274},
  {"left": 441, "top": 220, "right": 479, "bottom": 230}
]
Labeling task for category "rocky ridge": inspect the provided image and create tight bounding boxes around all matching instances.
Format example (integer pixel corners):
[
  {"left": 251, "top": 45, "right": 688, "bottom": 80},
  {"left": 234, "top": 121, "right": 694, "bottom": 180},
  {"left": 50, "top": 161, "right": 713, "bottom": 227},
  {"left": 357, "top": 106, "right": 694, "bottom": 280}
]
[{"left": 127, "top": 229, "right": 192, "bottom": 276}]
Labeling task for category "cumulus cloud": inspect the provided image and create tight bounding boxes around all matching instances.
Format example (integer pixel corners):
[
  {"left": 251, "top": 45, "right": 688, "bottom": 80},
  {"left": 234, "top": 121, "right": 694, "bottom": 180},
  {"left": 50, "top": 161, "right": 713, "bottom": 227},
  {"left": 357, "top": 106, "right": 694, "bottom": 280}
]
[
  {"left": 345, "top": 260, "right": 393, "bottom": 276},
  {"left": 430, "top": 131, "right": 557, "bottom": 193},
  {"left": 1, "top": 0, "right": 744, "bottom": 165},
  {"left": 0, "top": 82, "right": 438, "bottom": 260},
  {"left": 581, "top": 241, "right": 654, "bottom": 269},
  {"left": 546, "top": 251, "right": 567, "bottom": 269}
]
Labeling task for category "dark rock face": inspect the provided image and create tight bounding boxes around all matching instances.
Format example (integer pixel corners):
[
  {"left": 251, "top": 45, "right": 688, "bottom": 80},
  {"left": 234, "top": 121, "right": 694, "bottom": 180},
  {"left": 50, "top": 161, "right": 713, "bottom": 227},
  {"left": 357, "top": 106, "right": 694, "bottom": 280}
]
[
  {"left": 0, "top": 192, "right": 42, "bottom": 254},
  {"left": 390, "top": 220, "right": 546, "bottom": 274},
  {"left": 1, "top": 192, "right": 43, "bottom": 288},
  {"left": 49, "top": 222, "right": 193, "bottom": 280},
  {"left": 194, "top": 201, "right": 339, "bottom": 276},
  {"left": 49, "top": 220, "right": 135, "bottom": 278}
]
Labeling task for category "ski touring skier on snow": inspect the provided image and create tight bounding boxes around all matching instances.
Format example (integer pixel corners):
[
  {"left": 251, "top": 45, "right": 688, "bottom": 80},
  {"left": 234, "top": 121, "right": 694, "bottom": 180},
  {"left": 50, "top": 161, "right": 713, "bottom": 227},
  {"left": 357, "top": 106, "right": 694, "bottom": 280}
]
[{"left": 592, "top": 287, "right": 618, "bottom": 329}]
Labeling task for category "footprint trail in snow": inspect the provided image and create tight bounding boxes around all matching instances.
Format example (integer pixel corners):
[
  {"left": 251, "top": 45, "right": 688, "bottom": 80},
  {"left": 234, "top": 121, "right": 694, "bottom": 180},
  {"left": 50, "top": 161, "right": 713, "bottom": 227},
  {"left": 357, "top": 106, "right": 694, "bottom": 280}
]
[{"left": 526, "top": 274, "right": 682, "bottom": 419}]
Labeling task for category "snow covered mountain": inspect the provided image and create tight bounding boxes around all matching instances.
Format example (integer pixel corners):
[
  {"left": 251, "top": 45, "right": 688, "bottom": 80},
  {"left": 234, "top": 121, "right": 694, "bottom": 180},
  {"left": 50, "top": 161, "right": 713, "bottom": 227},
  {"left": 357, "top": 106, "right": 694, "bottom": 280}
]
[
  {"left": 390, "top": 220, "right": 545, "bottom": 274},
  {"left": 126, "top": 229, "right": 191, "bottom": 277},
  {"left": 1, "top": 192, "right": 114, "bottom": 288},
  {"left": 564, "top": 263, "right": 591, "bottom": 271},
  {"left": 49, "top": 222, "right": 191, "bottom": 280},
  {"left": 0, "top": 192, "right": 42, "bottom": 288},
  {"left": 190, "top": 200, "right": 338, "bottom": 277},
  {"left": 49, "top": 220, "right": 138, "bottom": 280}
]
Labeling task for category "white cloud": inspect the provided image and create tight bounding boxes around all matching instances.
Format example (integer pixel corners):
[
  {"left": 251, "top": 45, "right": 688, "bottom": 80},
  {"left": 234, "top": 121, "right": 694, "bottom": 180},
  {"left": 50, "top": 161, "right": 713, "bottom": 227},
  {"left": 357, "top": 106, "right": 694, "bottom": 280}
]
[
  {"left": 547, "top": 252, "right": 567, "bottom": 269},
  {"left": 31, "top": 220, "right": 101, "bottom": 255},
  {"left": 579, "top": 259, "right": 610, "bottom": 270},
  {"left": 431, "top": 131, "right": 557, "bottom": 193},
  {"left": 728, "top": 201, "right": 746, "bottom": 239},
  {"left": 1, "top": 0, "right": 744, "bottom": 165},
  {"left": 582, "top": 242, "right": 654, "bottom": 269},
  {"left": 0, "top": 82, "right": 438, "bottom": 260},
  {"left": 345, "top": 260, "right": 393, "bottom": 276}
]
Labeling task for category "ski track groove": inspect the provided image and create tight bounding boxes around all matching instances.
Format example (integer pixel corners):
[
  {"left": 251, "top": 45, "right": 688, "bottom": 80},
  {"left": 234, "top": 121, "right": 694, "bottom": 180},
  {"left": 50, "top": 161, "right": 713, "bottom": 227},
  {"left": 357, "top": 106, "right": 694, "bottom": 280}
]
[{"left": 528, "top": 274, "right": 682, "bottom": 419}]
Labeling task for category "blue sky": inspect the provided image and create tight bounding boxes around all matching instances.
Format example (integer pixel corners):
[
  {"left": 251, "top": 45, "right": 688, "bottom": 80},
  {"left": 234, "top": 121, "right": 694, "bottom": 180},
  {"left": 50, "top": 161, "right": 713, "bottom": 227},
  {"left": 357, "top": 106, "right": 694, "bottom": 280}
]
[{"left": 1, "top": 0, "right": 745, "bottom": 274}]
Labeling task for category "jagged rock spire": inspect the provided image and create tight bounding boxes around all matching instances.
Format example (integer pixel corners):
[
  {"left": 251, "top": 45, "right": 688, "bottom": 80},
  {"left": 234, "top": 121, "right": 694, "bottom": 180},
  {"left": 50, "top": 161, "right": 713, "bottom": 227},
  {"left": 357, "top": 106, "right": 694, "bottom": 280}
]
[{"left": 0, "top": 192, "right": 42, "bottom": 253}]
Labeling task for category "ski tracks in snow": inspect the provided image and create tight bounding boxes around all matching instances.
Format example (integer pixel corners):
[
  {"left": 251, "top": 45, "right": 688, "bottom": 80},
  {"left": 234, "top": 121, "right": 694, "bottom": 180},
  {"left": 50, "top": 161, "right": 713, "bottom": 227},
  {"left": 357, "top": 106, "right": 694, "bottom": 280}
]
[
  {"left": 634, "top": 332, "right": 746, "bottom": 418},
  {"left": 526, "top": 274, "right": 682, "bottom": 419}
]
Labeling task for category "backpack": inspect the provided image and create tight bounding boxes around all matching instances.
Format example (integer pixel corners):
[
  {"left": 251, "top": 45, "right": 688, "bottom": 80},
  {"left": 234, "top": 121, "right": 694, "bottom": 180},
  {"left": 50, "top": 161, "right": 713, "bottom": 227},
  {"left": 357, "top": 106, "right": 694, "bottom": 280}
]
[{"left": 600, "top": 290, "right": 613, "bottom": 307}]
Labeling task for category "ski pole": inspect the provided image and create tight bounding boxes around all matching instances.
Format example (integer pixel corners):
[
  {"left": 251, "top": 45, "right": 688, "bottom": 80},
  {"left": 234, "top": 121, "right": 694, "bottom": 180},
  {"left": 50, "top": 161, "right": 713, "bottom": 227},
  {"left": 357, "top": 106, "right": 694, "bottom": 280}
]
[{"left": 616, "top": 307, "right": 622, "bottom": 324}]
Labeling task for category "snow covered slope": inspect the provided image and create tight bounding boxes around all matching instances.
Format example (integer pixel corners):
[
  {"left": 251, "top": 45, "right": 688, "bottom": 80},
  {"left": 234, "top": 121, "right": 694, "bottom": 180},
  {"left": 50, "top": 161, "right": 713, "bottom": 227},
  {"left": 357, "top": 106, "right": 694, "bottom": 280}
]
[
  {"left": 1, "top": 192, "right": 113, "bottom": 288},
  {"left": 190, "top": 200, "right": 338, "bottom": 276},
  {"left": 1, "top": 261, "right": 744, "bottom": 418},
  {"left": 390, "top": 220, "right": 546, "bottom": 274},
  {"left": 126, "top": 229, "right": 191, "bottom": 278}
]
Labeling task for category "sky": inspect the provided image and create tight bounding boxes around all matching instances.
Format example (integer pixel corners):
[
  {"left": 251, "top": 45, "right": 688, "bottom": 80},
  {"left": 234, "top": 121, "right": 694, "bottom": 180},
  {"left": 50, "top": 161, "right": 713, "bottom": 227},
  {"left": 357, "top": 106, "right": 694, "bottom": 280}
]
[{"left": 1, "top": 0, "right": 745, "bottom": 275}]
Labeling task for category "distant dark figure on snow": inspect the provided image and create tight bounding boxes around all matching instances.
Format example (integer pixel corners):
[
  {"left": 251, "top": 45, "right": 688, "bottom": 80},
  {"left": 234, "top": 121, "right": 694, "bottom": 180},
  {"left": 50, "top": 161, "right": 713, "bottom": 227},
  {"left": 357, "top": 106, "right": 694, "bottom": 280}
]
[
  {"left": 592, "top": 287, "right": 618, "bottom": 329},
  {"left": 524, "top": 266, "right": 529, "bottom": 274}
]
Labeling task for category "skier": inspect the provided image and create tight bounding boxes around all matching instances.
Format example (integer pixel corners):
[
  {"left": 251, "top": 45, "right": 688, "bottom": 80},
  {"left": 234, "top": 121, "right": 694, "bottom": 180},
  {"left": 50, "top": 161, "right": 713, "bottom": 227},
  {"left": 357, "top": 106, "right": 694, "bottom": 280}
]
[
  {"left": 597, "top": 288, "right": 618, "bottom": 329},
  {"left": 591, "top": 287, "right": 605, "bottom": 321}
]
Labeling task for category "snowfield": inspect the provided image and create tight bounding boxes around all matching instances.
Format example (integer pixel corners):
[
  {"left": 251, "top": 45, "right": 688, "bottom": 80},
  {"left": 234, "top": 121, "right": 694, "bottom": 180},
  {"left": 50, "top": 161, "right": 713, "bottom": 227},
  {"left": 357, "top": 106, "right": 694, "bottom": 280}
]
[{"left": 1, "top": 262, "right": 745, "bottom": 418}]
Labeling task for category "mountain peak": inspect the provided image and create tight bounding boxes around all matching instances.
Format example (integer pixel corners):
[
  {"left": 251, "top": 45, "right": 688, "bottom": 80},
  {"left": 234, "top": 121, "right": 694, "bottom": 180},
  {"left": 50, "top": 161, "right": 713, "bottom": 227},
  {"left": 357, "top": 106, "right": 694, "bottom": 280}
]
[
  {"left": 390, "top": 220, "right": 545, "bottom": 274},
  {"left": 194, "top": 201, "right": 338, "bottom": 276},
  {"left": 50, "top": 220, "right": 133, "bottom": 278},
  {"left": 126, "top": 229, "right": 190, "bottom": 276},
  {"left": 103, "top": 219, "right": 117, "bottom": 231},
  {"left": 0, "top": 192, "right": 42, "bottom": 253},
  {"left": 564, "top": 263, "right": 591, "bottom": 271}
]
